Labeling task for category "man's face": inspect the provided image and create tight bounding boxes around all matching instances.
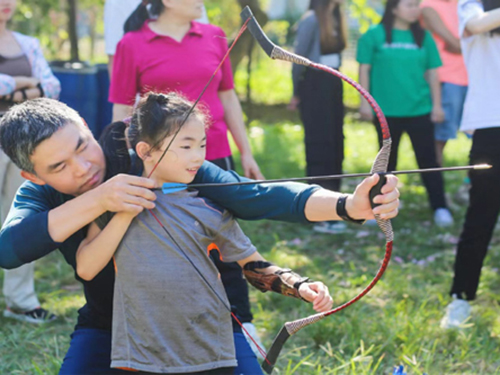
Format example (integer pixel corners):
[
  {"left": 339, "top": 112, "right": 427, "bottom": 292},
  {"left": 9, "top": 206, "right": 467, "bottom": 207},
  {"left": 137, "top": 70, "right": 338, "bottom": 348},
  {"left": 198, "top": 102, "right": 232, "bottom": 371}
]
[{"left": 23, "top": 122, "right": 106, "bottom": 196}]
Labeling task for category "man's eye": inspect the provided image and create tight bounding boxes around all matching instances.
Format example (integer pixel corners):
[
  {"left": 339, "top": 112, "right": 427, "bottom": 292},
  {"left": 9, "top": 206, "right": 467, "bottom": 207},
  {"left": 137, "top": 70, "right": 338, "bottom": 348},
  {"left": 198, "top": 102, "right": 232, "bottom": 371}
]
[
  {"left": 79, "top": 143, "right": 89, "bottom": 152},
  {"left": 55, "top": 165, "right": 66, "bottom": 173}
]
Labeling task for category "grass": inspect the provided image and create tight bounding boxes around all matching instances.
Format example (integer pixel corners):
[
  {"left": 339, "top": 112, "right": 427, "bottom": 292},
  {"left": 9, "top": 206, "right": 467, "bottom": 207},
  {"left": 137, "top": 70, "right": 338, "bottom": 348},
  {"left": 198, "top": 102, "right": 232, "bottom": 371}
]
[{"left": 2, "top": 59, "right": 500, "bottom": 374}]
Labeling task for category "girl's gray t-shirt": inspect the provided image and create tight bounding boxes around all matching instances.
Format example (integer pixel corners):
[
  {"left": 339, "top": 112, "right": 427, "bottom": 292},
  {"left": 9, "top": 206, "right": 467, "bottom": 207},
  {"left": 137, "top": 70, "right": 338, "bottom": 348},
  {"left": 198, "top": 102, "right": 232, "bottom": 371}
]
[{"left": 110, "top": 190, "right": 256, "bottom": 373}]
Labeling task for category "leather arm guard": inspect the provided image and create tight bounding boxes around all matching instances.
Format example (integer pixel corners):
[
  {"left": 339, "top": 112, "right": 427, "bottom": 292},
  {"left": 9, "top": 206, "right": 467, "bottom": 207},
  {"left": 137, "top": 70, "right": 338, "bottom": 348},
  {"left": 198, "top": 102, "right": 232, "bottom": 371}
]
[{"left": 243, "top": 261, "right": 310, "bottom": 302}]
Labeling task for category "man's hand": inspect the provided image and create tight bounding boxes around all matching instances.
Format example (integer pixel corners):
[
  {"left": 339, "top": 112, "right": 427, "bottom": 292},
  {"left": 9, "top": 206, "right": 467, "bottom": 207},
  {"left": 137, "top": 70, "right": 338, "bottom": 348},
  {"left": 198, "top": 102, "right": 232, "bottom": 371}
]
[
  {"left": 298, "top": 282, "right": 333, "bottom": 312},
  {"left": 95, "top": 174, "right": 157, "bottom": 213},
  {"left": 346, "top": 174, "right": 400, "bottom": 221}
]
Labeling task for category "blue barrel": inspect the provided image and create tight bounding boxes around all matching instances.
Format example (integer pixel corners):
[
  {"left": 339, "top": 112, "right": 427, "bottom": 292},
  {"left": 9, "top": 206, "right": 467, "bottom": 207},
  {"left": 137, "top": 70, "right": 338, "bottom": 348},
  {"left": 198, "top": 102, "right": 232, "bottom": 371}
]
[
  {"left": 50, "top": 61, "right": 99, "bottom": 137},
  {"left": 96, "top": 63, "right": 113, "bottom": 139}
]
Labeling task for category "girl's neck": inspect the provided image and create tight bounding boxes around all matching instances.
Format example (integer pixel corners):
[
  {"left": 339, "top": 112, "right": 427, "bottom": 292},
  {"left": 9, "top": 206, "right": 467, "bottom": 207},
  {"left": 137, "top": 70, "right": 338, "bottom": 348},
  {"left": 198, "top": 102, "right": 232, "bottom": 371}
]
[
  {"left": 150, "top": 12, "right": 191, "bottom": 41},
  {"left": 393, "top": 18, "right": 411, "bottom": 30},
  {"left": 0, "top": 22, "right": 9, "bottom": 38}
]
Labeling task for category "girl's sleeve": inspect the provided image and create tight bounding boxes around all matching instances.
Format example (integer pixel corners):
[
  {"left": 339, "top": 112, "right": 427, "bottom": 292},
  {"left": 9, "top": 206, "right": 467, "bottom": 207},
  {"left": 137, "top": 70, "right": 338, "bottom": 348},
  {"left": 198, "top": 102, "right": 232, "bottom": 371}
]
[
  {"left": 0, "top": 74, "right": 16, "bottom": 95},
  {"left": 292, "top": 17, "right": 316, "bottom": 96},
  {"left": 31, "top": 38, "right": 61, "bottom": 99},
  {"left": 216, "top": 28, "right": 235, "bottom": 91},
  {"left": 192, "top": 161, "right": 320, "bottom": 223},
  {"left": 424, "top": 31, "right": 443, "bottom": 69},
  {"left": 109, "top": 37, "right": 140, "bottom": 105},
  {"left": 356, "top": 29, "right": 375, "bottom": 65}
]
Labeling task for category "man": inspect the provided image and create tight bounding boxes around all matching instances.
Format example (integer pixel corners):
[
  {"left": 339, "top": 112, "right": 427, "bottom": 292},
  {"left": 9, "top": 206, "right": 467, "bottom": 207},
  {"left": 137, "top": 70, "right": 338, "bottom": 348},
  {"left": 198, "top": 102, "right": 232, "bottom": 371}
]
[{"left": 0, "top": 98, "right": 400, "bottom": 373}]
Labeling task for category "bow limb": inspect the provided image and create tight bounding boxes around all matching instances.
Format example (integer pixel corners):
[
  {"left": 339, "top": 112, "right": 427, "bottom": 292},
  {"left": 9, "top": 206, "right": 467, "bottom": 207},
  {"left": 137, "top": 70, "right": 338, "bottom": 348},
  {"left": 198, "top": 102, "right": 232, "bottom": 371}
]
[{"left": 240, "top": 7, "right": 394, "bottom": 374}]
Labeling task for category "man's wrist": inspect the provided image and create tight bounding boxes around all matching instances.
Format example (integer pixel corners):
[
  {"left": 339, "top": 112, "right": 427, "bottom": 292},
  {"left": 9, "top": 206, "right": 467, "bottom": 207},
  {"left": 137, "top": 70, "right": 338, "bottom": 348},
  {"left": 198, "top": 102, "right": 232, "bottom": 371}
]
[{"left": 338, "top": 194, "right": 365, "bottom": 224}]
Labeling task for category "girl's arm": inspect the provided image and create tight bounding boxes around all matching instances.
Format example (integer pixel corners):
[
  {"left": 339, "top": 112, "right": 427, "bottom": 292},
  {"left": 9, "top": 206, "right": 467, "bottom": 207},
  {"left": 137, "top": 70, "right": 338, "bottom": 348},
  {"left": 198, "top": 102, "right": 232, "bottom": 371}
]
[
  {"left": 421, "top": 7, "right": 461, "bottom": 54},
  {"left": 358, "top": 64, "right": 373, "bottom": 121},
  {"left": 30, "top": 38, "right": 61, "bottom": 99},
  {"left": 425, "top": 68, "right": 445, "bottom": 123},
  {"left": 76, "top": 212, "right": 137, "bottom": 281},
  {"left": 237, "top": 252, "right": 333, "bottom": 313},
  {"left": 464, "top": 7, "right": 500, "bottom": 36},
  {"left": 218, "top": 89, "right": 264, "bottom": 180}
]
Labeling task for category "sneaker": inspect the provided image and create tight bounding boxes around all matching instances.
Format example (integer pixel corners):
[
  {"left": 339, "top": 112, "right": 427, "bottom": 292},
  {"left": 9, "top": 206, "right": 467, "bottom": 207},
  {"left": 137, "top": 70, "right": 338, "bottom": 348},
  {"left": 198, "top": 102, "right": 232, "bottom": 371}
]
[
  {"left": 3, "top": 307, "right": 57, "bottom": 324},
  {"left": 440, "top": 295, "right": 471, "bottom": 329},
  {"left": 313, "top": 221, "right": 347, "bottom": 234},
  {"left": 434, "top": 208, "right": 454, "bottom": 227},
  {"left": 242, "top": 322, "right": 266, "bottom": 360}
]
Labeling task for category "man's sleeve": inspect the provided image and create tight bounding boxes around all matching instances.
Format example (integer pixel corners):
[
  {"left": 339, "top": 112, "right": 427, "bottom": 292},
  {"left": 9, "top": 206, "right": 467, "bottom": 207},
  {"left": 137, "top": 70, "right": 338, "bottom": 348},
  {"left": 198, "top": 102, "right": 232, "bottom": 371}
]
[
  {"left": 0, "top": 183, "right": 62, "bottom": 269},
  {"left": 212, "top": 211, "right": 256, "bottom": 263},
  {"left": 192, "top": 161, "right": 320, "bottom": 223}
]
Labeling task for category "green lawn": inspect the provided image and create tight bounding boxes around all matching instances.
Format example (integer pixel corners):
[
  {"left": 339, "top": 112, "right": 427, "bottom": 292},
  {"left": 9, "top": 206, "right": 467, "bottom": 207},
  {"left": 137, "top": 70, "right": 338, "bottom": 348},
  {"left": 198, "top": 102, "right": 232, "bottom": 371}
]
[{"left": 2, "top": 59, "right": 500, "bottom": 374}]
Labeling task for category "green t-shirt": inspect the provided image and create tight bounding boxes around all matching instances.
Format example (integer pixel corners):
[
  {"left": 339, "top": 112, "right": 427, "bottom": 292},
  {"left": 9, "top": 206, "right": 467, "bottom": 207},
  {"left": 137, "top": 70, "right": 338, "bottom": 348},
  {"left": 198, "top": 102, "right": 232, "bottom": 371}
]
[{"left": 356, "top": 24, "right": 442, "bottom": 117}]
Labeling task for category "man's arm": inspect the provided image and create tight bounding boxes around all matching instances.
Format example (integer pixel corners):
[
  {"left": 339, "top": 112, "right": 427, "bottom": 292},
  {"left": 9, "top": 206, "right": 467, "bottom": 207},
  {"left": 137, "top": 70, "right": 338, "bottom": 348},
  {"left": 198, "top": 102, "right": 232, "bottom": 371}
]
[{"left": 422, "top": 7, "right": 461, "bottom": 54}]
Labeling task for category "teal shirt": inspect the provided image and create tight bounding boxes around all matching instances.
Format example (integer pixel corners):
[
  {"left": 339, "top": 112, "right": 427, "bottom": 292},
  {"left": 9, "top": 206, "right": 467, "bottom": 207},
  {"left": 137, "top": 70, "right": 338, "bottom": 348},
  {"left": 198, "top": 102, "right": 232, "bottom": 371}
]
[{"left": 357, "top": 24, "right": 442, "bottom": 117}]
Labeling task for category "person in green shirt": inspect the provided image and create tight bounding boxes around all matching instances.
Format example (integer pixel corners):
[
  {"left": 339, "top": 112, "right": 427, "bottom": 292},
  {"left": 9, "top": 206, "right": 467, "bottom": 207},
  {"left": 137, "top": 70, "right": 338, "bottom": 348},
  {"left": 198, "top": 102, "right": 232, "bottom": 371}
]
[{"left": 356, "top": 0, "right": 453, "bottom": 227}]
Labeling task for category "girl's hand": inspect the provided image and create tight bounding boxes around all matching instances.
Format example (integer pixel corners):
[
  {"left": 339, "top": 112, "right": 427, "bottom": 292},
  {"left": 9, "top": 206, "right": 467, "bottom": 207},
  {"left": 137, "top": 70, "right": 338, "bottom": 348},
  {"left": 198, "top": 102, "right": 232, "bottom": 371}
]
[
  {"left": 431, "top": 105, "right": 445, "bottom": 123},
  {"left": 288, "top": 96, "right": 300, "bottom": 111},
  {"left": 241, "top": 153, "right": 265, "bottom": 180},
  {"left": 298, "top": 282, "right": 333, "bottom": 312},
  {"left": 359, "top": 102, "right": 374, "bottom": 122}
]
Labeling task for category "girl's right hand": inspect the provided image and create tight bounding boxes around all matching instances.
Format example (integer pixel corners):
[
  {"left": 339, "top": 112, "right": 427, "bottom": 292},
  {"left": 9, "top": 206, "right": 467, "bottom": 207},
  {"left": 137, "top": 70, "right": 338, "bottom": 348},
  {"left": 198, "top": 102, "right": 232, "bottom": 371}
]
[
  {"left": 359, "top": 103, "right": 373, "bottom": 122},
  {"left": 287, "top": 96, "right": 300, "bottom": 111}
]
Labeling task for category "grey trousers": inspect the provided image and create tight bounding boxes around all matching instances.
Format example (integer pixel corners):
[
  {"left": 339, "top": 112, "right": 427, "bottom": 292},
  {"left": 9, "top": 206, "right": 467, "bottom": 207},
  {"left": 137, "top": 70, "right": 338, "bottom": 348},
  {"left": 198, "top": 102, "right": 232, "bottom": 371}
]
[{"left": 1, "top": 150, "right": 40, "bottom": 311}]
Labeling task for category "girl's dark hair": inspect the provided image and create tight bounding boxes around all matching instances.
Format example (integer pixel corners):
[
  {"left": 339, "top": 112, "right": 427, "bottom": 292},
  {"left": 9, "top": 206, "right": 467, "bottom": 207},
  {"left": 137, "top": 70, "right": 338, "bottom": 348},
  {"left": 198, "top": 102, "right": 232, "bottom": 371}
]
[
  {"left": 124, "top": 0, "right": 165, "bottom": 33},
  {"left": 483, "top": 0, "right": 500, "bottom": 35},
  {"left": 309, "top": 0, "right": 347, "bottom": 54},
  {"left": 128, "top": 92, "right": 205, "bottom": 152},
  {"left": 380, "top": 0, "right": 425, "bottom": 48},
  {"left": 99, "top": 92, "right": 205, "bottom": 180}
]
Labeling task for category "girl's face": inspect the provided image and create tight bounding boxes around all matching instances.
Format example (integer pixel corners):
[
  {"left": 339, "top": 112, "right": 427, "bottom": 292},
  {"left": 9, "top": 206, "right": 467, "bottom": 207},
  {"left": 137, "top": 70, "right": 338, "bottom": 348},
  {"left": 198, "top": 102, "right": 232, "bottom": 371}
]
[
  {"left": 0, "top": 0, "right": 16, "bottom": 23},
  {"left": 145, "top": 117, "right": 206, "bottom": 185},
  {"left": 163, "top": 0, "right": 204, "bottom": 21},
  {"left": 392, "top": 0, "right": 420, "bottom": 24}
]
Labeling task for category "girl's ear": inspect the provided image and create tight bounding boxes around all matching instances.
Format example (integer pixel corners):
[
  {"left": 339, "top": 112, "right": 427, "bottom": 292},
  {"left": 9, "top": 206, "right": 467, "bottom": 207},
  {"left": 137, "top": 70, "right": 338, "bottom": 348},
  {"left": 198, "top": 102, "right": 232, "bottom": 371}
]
[{"left": 135, "top": 141, "right": 153, "bottom": 161}]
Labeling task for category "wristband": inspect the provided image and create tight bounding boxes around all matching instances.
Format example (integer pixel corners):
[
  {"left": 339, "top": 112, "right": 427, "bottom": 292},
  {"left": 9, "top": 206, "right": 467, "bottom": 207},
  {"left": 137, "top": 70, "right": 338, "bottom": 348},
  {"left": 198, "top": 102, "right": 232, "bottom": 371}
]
[
  {"left": 37, "top": 83, "right": 45, "bottom": 97},
  {"left": 336, "top": 194, "right": 365, "bottom": 224},
  {"left": 20, "top": 89, "right": 27, "bottom": 101}
]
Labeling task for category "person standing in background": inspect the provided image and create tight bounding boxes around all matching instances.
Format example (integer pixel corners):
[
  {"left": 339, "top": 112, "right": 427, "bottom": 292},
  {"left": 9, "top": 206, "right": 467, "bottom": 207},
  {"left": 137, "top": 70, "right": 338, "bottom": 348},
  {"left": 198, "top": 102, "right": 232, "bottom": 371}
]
[
  {"left": 290, "top": 0, "right": 348, "bottom": 234},
  {"left": 0, "top": 0, "right": 60, "bottom": 323},
  {"left": 421, "top": 0, "right": 468, "bottom": 166},
  {"left": 357, "top": 0, "right": 454, "bottom": 227},
  {"left": 441, "top": 0, "right": 500, "bottom": 329}
]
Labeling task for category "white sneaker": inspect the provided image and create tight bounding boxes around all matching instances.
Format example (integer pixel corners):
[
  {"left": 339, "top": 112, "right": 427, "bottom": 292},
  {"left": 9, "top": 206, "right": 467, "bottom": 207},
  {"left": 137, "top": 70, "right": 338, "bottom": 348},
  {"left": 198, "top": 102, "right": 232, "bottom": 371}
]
[
  {"left": 313, "top": 221, "right": 347, "bottom": 234},
  {"left": 242, "top": 322, "right": 266, "bottom": 360},
  {"left": 434, "top": 208, "right": 454, "bottom": 227},
  {"left": 440, "top": 295, "right": 471, "bottom": 329}
]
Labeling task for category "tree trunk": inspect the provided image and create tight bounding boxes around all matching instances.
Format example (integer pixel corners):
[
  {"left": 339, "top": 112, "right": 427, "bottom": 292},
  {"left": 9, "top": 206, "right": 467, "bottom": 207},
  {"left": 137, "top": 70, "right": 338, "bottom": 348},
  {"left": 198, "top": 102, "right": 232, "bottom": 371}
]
[
  {"left": 67, "top": 0, "right": 79, "bottom": 61},
  {"left": 230, "top": 0, "right": 268, "bottom": 72}
]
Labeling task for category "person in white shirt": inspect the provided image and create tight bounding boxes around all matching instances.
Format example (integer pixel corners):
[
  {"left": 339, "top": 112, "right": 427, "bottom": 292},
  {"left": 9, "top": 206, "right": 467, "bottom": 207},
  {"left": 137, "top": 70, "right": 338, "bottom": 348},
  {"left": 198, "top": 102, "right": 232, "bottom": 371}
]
[{"left": 441, "top": 0, "right": 500, "bottom": 329}]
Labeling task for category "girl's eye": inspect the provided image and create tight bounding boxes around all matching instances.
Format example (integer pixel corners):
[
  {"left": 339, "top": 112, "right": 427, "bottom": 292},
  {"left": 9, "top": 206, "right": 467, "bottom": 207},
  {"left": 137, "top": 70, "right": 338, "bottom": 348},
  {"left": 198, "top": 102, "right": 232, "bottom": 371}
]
[
  {"left": 181, "top": 145, "right": 191, "bottom": 149},
  {"left": 201, "top": 144, "right": 206, "bottom": 149}
]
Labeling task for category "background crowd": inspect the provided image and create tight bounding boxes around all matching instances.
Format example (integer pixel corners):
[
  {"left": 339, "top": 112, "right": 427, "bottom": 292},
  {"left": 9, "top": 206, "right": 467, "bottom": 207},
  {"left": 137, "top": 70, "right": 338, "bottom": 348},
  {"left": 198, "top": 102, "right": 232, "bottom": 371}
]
[{"left": 1, "top": 0, "right": 500, "bottom": 373}]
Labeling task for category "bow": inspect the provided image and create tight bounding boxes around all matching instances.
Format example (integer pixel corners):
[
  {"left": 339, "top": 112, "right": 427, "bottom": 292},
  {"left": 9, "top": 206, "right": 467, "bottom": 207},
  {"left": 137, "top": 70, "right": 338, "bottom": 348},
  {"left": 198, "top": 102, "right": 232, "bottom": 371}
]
[{"left": 239, "top": 7, "right": 394, "bottom": 373}]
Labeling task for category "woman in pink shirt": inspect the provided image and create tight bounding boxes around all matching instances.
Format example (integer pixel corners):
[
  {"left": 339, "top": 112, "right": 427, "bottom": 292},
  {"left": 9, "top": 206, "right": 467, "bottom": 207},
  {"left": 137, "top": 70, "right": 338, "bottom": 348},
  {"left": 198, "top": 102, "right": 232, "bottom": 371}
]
[{"left": 109, "top": 0, "right": 263, "bottom": 180}]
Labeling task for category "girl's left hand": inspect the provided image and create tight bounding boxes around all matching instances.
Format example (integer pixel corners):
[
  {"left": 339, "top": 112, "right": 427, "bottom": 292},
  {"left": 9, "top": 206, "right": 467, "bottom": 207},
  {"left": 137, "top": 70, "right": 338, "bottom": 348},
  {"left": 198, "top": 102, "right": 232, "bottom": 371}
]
[
  {"left": 298, "top": 282, "right": 333, "bottom": 312},
  {"left": 241, "top": 153, "right": 265, "bottom": 180},
  {"left": 431, "top": 105, "right": 445, "bottom": 123}
]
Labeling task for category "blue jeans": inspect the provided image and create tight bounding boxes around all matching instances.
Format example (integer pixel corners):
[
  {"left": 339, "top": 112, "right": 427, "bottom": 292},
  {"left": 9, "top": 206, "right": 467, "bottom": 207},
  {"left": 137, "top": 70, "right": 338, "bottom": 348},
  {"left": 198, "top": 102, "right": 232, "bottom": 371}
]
[
  {"left": 435, "top": 83, "right": 468, "bottom": 141},
  {"left": 59, "top": 328, "right": 263, "bottom": 375}
]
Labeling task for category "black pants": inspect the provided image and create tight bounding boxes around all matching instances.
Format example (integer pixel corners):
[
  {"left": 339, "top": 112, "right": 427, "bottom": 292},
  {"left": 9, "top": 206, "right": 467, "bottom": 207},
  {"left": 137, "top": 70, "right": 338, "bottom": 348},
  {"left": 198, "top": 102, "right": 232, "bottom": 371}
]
[
  {"left": 451, "top": 127, "right": 500, "bottom": 300},
  {"left": 208, "top": 155, "right": 253, "bottom": 322},
  {"left": 374, "top": 114, "right": 447, "bottom": 210},
  {"left": 298, "top": 67, "right": 344, "bottom": 192}
]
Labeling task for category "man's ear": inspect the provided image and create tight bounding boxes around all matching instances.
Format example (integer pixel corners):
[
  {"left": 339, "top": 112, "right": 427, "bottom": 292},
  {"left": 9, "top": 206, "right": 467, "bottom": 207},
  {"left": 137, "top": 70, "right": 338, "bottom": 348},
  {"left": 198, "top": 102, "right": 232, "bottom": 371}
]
[
  {"left": 135, "top": 141, "right": 153, "bottom": 162},
  {"left": 20, "top": 170, "right": 46, "bottom": 186}
]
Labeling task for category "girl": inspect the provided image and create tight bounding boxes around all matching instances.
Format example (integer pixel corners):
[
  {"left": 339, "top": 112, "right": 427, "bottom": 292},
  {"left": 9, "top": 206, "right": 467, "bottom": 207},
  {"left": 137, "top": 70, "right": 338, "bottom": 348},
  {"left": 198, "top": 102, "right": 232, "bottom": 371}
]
[
  {"left": 290, "top": 0, "right": 348, "bottom": 234},
  {"left": 357, "top": 0, "right": 453, "bottom": 227},
  {"left": 0, "top": 0, "right": 60, "bottom": 324},
  {"left": 109, "top": 0, "right": 263, "bottom": 345},
  {"left": 441, "top": 0, "right": 500, "bottom": 329},
  {"left": 76, "top": 92, "right": 334, "bottom": 374}
]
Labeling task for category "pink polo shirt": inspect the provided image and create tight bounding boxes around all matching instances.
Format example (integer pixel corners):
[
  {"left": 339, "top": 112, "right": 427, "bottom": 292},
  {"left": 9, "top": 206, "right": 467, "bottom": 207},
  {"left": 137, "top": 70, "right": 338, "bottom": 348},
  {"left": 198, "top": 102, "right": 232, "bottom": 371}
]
[
  {"left": 420, "top": 0, "right": 468, "bottom": 86},
  {"left": 109, "top": 21, "right": 235, "bottom": 160}
]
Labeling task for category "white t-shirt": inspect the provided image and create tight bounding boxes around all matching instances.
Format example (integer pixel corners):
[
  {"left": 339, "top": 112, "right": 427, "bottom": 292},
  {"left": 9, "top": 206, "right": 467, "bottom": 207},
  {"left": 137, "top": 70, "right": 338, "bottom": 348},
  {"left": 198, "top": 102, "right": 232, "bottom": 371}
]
[
  {"left": 104, "top": 0, "right": 209, "bottom": 55},
  {"left": 458, "top": 0, "right": 500, "bottom": 132}
]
